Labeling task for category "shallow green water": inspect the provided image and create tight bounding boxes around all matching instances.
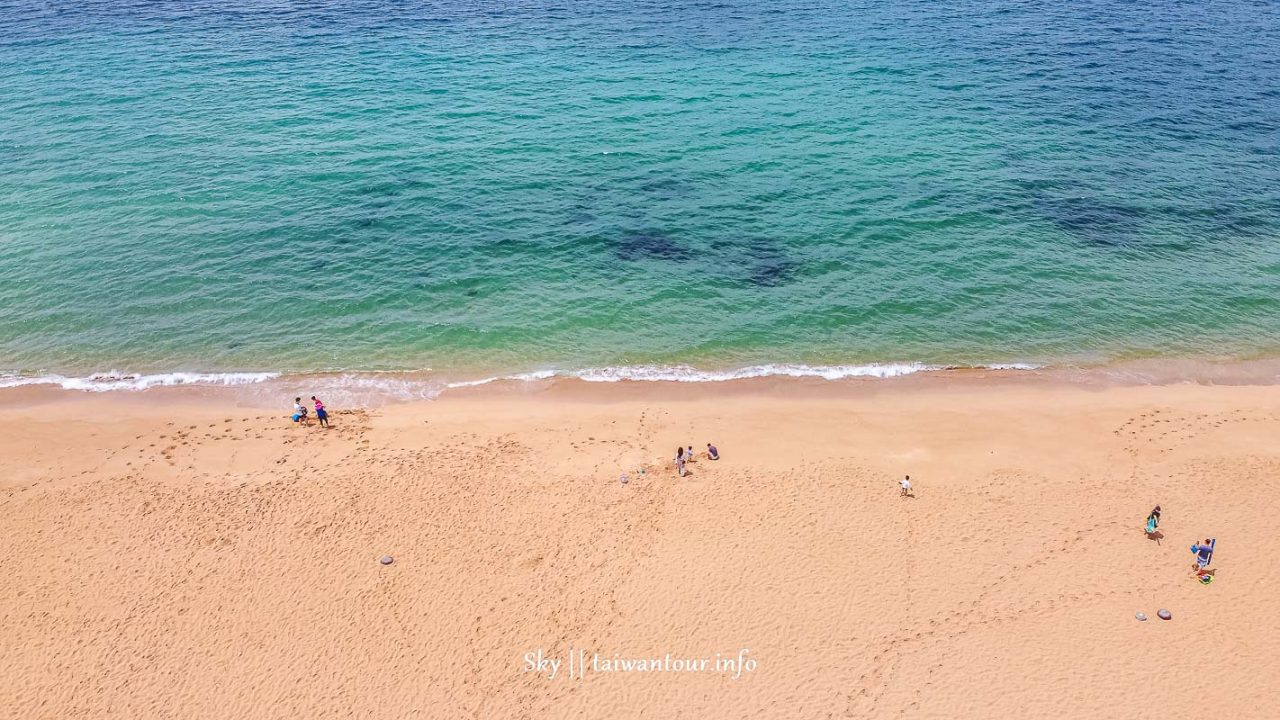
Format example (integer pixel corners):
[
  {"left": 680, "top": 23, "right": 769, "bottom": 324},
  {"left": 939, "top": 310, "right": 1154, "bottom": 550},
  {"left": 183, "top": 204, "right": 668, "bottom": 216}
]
[{"left": 1, "top": 1, "right": 1278, "bottom": 385}]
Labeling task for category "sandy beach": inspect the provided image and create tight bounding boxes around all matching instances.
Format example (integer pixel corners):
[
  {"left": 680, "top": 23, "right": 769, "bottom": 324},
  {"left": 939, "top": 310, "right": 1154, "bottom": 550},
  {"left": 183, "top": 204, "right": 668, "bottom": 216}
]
[{"left": 2, "top": 377, "right": 1278, "bottom": 719}]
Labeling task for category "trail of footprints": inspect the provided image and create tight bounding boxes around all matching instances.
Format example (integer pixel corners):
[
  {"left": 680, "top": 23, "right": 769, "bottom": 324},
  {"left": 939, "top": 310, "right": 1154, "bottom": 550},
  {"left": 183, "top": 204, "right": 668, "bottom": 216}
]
[
  {"left": 847, "top": 515, "right": 1137, "bottom": 717},
  {"left": 1114, "top": 408, "right": 1277, "bottom": 455},
  {"left": 85, "top": 410, "right": 379, "bottom": 477}
]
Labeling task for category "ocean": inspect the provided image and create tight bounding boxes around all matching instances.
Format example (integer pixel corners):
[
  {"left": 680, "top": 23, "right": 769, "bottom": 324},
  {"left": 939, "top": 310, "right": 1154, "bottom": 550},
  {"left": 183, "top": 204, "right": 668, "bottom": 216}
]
[{"left": 2, "top": 0, "right": 1278, "bottom": 394}]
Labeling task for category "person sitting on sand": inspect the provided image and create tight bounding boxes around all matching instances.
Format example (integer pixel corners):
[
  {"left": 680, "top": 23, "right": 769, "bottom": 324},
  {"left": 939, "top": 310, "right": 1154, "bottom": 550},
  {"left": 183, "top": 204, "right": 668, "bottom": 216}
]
[
  {"left": 1194, "top": 537, "right": 1216, "bottom": 570},
  {"left": 312, "top": 396, "right": 329, "bottom": 428},
  {"left": 707, "top": 443, "right": 719, "bottom": 460},
  {"left": 900, "top": 475, "right": 913, "bottom": 496},
  {"left": 292, "top": 397, "right": 309, "bottom": 426}
]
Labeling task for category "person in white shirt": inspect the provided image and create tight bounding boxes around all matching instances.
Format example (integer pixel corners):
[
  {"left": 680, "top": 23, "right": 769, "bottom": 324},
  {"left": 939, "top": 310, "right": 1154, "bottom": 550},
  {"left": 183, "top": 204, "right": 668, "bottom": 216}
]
[
  {"left": 900, "top": 475, "right": 912, "bottom": 496},
  {"left": 292, "top": 397, "right": 309, "bottom": 426}
]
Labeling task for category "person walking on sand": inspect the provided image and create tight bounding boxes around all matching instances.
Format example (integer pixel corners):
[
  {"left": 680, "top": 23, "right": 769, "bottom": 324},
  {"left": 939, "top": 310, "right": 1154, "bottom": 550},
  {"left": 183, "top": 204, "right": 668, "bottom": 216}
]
[
  {"left": 707, "top": 442, "right": 719, "bottom": 460},
  {"left": 292, "top": 397, "right": 309, "bottom": 426},
  {"left": 312, "top": 396, "right": 330, "bottom": 428},
  {"left": 900, "top": 475, "right": 913, "bottom": 496},
  {"left": 1146, "top": 505, "right": 1161, "bottom": 534},
  {"left": 687, "top": 445, "right": 696, "bottom": 462},
  {"left": 675, "top": 447, "right": 687, "bottom": 477}
]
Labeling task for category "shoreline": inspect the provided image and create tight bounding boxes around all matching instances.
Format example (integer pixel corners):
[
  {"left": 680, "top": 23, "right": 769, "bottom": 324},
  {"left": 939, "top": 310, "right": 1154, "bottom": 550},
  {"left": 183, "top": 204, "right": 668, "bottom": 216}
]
[{"left": 3, "top": 355, "right": 1280, "bottom": 408}]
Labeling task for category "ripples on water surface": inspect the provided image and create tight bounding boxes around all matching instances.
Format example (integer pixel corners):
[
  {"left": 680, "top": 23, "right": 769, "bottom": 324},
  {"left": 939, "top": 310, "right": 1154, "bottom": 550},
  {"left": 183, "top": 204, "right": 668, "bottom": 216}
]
[{"left": 1, "top": 1, "right": 1278, "bottom": 380}]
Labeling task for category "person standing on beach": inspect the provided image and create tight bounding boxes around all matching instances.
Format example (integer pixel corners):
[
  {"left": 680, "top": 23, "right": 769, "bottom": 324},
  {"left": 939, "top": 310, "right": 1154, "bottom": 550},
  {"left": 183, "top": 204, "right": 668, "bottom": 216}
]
[
  {"left": 900, "top": 475, "right": 912, "bottom": 496},
  {"left": 687, "top": 445, "right": 696, "bottom": 462},
  {"left": 675, "top": 447, "right": 687, "bottom": 477},
  {"left": 292, "top": 398, "right": 309, "bottom": 426},
  {"left": 312, "top": 396, "right": 329, "bottom": 428},
  {"left": 1146, "top": 505, "right": 1161, "bottom": 533}
]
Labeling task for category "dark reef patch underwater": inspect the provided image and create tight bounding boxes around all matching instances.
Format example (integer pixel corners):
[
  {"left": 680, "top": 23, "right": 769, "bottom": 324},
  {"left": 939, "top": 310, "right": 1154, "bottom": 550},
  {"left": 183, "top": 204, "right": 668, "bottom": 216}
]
[{"left": 613, "top": 232, "right": 693, "bottom": 263}]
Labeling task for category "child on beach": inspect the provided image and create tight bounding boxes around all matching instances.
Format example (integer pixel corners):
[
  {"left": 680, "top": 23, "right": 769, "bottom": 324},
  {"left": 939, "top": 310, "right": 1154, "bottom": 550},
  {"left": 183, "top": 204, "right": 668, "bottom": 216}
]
[
  {"left": 675, "top": 447, "right": 687, "bottom": 477},
  {"left": 1146, "top": 505, "right": 1161, "bottom": 534},
  {"left": 900, "top": 475, "right": 913, "bottom": 496},
  {"left": 707, "top": 443, "right": 719, "bottom": 460},
  {"left": 687, "top": 445, "right": 696, "bottom": 462},
  {"left": 292, "top": 398, "right": 309, "bottom": 426},
  {"left": 312, "top": 396, "right": 329, "bottom": 428}
]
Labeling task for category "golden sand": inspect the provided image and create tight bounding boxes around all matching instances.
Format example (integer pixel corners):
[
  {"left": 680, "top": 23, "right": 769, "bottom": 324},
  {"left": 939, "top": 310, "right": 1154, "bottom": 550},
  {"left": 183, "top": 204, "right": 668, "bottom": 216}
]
[{"left": 2, "top": 379, "right": 1277, "bottom": 718}]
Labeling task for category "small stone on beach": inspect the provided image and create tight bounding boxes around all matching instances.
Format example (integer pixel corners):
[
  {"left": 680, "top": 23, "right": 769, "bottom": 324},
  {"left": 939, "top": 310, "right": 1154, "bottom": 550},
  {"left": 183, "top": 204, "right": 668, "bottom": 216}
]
[
  {"left": 1157, "top": 609, "right": 1171, "bottom": 620},
  {"left": 380, "top": 555, "right": 394, "bottom": 565},
  {"left": 1135, "top": 612, "right": 1147, "bottom": 621}
]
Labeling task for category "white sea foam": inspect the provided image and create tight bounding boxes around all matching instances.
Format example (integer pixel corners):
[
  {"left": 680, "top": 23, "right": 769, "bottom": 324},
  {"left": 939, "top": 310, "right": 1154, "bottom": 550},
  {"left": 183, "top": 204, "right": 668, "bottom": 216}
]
[
  {"left": 0, "top": 363, "right": 1041, "bottom": 397},
  {"left": 985, "top": 363, "right": 1043, "bottom": 371},
  {"left": 0, "top": 371, "right": 280, "bottom": 391},
  {"left": 240, "top": 370, "right": 554, "bottom": 407},
  {"left": 445, "top": 370, "right": 557, "bottom": 389},
  {"left": 569, "top": 363, "right": 937, "bottom": 382}
]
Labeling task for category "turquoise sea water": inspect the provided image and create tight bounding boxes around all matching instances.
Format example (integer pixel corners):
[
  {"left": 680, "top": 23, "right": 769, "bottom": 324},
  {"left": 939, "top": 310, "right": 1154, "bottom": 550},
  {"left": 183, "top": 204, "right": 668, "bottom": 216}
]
[{"left": 1, "top": 1, "right": 1279, "bottom": 386}]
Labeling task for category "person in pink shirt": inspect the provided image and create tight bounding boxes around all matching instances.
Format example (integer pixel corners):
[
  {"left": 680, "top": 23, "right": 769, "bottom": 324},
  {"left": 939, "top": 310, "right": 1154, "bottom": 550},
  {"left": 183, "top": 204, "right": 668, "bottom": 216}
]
[{"left": 311, "top": 396, "right": 330, "bottom": 428}]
